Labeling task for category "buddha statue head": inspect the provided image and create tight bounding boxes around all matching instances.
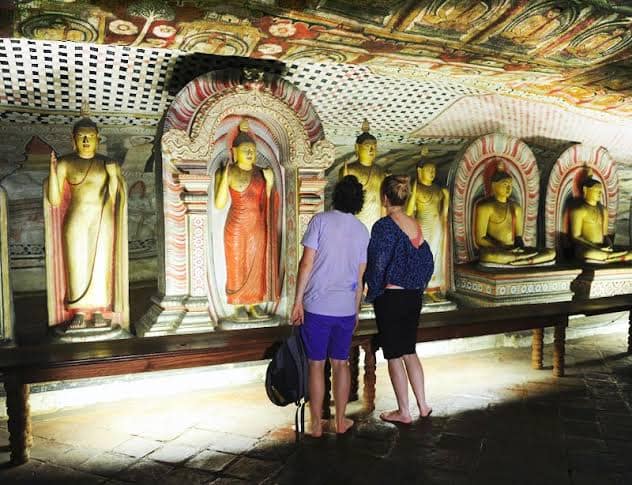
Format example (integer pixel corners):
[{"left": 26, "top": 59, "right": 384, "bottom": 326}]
[
  {"left": 416, "top": 147, "right": 435, "bottom": 185},
  {"left": 355, "top": 119, "right": 377, "bottom": 166},
  {"left": 581, "top": 176, "right": 603, "bottom": 207},
  {"left": 72, "top": 117, "right": 99, "bottom": 160},
  {"left": 489, "top": 162, "right": 513, "bottom": 202},
  {"left": 231, "top": 119, "right": 257, "bottom": 171}
]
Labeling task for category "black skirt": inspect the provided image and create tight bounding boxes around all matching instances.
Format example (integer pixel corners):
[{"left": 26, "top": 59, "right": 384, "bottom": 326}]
[{"left": 373, "top": 289, "right": 423, "bottom": 359}]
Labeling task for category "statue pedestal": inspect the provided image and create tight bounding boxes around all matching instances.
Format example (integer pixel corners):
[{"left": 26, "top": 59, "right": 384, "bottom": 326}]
[
  {"left": 51, "top": 325, "right": 131, "bottom": 343},
  {"left": 454, "top": 264, "right": 582, "bottom": 307},
  {"left": 219, "top": 314, "right": 281, "bottom": 330},
  {"left": 135, "top": 295, "right": 216, "bottom": 337},
  {"left": 572, "top": 265, "right": 632, "bottom": 299}
]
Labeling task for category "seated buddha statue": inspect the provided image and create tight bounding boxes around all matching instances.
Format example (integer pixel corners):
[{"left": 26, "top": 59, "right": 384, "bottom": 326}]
[
  {"left": 475, "top": 163, "right": 555, "bottom": 267},
  {"left": 570, "top": 177, "right": 632, "bottom": 264}
]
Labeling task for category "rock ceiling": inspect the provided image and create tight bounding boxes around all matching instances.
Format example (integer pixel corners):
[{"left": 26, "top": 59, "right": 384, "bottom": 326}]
[{"left": 0, "top": 0, "right": 631, "bottom": 164}]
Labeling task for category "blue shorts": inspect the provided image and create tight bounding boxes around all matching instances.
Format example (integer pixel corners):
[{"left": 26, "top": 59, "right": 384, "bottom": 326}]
[{"left": 300, "top": 311, "right": 356, "bottom": 361}]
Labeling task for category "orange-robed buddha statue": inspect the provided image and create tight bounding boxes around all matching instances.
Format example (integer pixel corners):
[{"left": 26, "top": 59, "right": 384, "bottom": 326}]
[
  {"left": 214, "top": 120, "right": 280, "bottom": 321},
  {"left": 45, "top": 113, "right": 129, "bottom": 330}
]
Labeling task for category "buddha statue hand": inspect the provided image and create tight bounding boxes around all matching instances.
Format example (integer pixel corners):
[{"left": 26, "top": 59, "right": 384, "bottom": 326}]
[{"left": 262, "top": 166, "right": 274, "bottom": 187}]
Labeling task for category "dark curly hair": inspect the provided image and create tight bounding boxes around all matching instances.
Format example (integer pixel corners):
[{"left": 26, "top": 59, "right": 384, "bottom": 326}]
[{"left": 333, "top": 175, "right": 365, "bottom": 215}]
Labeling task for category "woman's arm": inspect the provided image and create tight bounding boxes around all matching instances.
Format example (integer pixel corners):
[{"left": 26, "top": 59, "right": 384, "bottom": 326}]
[
  {"left": 365, "top": 222, "right": 394, "bottom": 302},
  {"left": 290, "top": 247, "right": 316, "bottom": 325}
]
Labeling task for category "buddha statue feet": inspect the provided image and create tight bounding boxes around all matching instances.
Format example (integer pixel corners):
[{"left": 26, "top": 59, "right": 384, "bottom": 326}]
[
  {"left": 228, "top": 305, "right": 271, "bottom": 322},
  {"left": 68, "top": 312, "right": 86, "bottom": 329},
  {"left": 425, "top": 290, "right": 447, "bottom": 303},
  {"left": 479, "top": 247, "right": 556, "bottom": 268},
  {"left": 580, "top": 248, "right": 632, "bottom": 264}
]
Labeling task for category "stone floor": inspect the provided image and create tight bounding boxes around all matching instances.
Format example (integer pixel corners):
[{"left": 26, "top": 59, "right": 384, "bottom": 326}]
[{"left": 1, "top": 332, "right": 632, "bottom": 484}]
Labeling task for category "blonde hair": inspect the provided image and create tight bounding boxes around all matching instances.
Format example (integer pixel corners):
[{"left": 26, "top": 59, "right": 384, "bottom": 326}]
[{"left": 381, "top": 175, "right": 410, "bottom": 207}]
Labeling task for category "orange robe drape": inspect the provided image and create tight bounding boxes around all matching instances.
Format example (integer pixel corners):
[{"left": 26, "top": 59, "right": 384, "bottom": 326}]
[{"left": 224, "top": 169, "right": 279, "bottom": 305}]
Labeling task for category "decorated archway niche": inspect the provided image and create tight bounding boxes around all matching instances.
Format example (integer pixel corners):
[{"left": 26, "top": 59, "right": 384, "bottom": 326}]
[
  {"left": 451, "top": 134, "right": 540, "bottom": 264},
  {"left": 544, "top": 144, "right": 618, "bottom": 252},
  {"left": 138, "top": 69, "right": 334, "bottom": 335}
]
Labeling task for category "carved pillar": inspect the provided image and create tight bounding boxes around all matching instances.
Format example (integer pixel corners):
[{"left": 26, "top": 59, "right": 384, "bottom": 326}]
[
  {"left": 553, "top": 322, "right": 566, "bottom": 377},
  {"left": 349, "top": 345, "right": 360, "bottom": 402},
  {"left": 362, "top": 340, "right": 377, "bottom": 412},
  {"left": 531, "top": 328, "right": 544, "bottom": 370},
  {"left": 5, "top": 376, "right": 31, "bottom": 465},
  {"left": 322, "top": 360, "right": 332, "bottom": 419}
]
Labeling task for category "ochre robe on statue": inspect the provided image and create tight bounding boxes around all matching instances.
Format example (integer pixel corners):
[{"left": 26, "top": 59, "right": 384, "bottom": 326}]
[{"left": 224, "top": 169, "right": 279, "bottom": 305}]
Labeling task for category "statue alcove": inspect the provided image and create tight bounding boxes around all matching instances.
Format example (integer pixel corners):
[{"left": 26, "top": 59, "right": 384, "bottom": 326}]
[
  {"left": 544, "top": 144, "right": 619, "bottom": 259},
  {"left": 138, "top": 69, "right": 335, "bottom": 336}
]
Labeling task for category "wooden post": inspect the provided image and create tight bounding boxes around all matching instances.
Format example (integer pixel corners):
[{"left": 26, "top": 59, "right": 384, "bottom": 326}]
[
  {"left": 531, "top": 328, "right": 544, "bottom": 370},
  {"left": 361, "top": 339, "right": 377, "bottom": 412},
  {"left": 553, "top": 322, "right": 566, "bottom": 378},
  {"left": 348, "top": 345, "right": 360, "bottom": 402},
  {"left": 5, "top": 375, "right": 31, "bottom": 465},
  {"left": 322, "top": 360, "right": 332, "bottom": 419}
]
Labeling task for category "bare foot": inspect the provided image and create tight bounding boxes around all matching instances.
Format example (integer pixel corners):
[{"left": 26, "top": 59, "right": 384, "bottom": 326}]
[
  {"left": 379, "top": 410, "right": 412, "bottom": 424},
  {"left": 309, "top": 418, "right": 326, "bottom": 438},
  {"left": 419, "top": 405, "right": 433, "bottom": 418},
  {"left": 336, "top": 417, "right": 354, "bottom": 434}
]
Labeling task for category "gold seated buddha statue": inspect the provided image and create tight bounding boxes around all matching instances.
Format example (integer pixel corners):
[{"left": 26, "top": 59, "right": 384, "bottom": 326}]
[
  {"left": 570, "top": 177, "right": 632, "bottom": 264},
  {"left": 475, "top": 164, "right": 555, "bottom": 267}
]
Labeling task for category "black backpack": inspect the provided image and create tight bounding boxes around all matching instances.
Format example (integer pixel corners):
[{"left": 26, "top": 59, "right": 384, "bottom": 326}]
[{"left": 265, "top": 327, "right": 310, "bottom": 440}]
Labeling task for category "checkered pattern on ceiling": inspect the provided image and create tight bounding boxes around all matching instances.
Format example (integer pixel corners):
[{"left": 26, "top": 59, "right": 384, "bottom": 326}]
[{"left": 0, "top": 38, "right": 480, "bottom": 144}]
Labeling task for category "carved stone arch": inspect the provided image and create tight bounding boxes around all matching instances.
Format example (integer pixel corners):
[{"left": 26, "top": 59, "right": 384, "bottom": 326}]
[
  {"left": 451, "top": 133, "right": 540, "bottom": 264},
  {"left": 141, "top": 69, "right": 334, "bottom": 335},
  {"left": 544, "top": 144, "right": 618, "bottom": 251}
]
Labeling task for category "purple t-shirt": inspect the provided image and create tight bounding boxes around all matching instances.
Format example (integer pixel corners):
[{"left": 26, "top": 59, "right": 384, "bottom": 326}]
[{"left": 301, "top": 210, "right": 370, "bottom": 317}]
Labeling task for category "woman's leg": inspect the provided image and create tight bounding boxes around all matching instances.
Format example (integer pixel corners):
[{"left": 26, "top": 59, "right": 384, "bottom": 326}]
[
  {"left": 308, "top": 359, "right": 326, "bottom": 437},
  {"left": 402, "top": 353, "right": 432, "bottom": 417},
  {"left": 331, "top": 358, "right": 354, "bottom": 433},
  {"left": 380, "top": 357, "right": 412, "bottom": 424}
]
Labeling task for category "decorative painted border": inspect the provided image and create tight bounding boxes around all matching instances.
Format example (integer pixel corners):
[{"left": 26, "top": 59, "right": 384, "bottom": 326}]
[
  {"left": 452, "top": 133, "right": 540, "bottom": 264},
  {"left": 544, "top": 144, "right": 618, "bottom": 249}
]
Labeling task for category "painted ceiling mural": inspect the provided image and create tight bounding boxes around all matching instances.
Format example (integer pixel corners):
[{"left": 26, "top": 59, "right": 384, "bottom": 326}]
[{"left": 1, "top": 0, "right": 630, "bottom": 117}]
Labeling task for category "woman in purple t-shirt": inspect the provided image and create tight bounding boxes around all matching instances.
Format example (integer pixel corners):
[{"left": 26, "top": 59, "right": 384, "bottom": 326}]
[{"left": 291, "top": 175, "right": 369, "bottom": 437}]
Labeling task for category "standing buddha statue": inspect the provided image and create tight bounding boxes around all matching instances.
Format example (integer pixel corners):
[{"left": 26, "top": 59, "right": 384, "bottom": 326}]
[
  {"left": 474, "top": 162, "right": 555, "bottom": 266},
  {"left": 341, "top": 119, "right": 387, "bottom": 231},
  {"left": 214, "top": 119, "right": 280, "bottom": 321},
  {"left": 406, "top": 148, "right": 449, "bottom": 301},
  {"left": 44, "top": 108, "right": 129, "bottom": 330},
  {"left": 570, "top": 174, "right": 632, "bottom": 263}
]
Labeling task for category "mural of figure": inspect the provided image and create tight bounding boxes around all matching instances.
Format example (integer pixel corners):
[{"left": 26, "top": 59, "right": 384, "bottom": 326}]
[
  {"left": 406, "top": 154, "right": 449, "bottom": 301},
  {"left": 341, "top": 120, "right": 387, "bottom": 231},
  {"left": 424, "top": 0, "right": 488, "bottom": 30},
  {"left": 44, "top": 112, "right": 129, "bottom": 330},
  {"left": 474, "top": 162, "right": 555, "bottom": 266},
  {"left": 568, "top": 28, "right": 626, "bottom": 59},
  {"left": 214, "top": 120, "right": 280, "bottom": 321},
  {"left": 570, "top": 177, "right": 632, "bottom": 263},
  {"left": 503, "top": 7, "right": 563, "bottom": 44}
]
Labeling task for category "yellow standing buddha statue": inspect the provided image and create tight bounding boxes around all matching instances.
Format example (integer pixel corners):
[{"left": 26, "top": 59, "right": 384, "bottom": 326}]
[
  {"left": 214, "top": 119, "right": 280, "bottom": 322},
  {"left": 475, "top": 162, "right": 555, "bottom": 266},
  {"left": 406, "top": 150, "right": 449, "bottom": 301},
  {"left": 45, "top": 109, "right": 128, "bottom": 330},
  {"left": 570, "top": 176, "right": 632, "bottom": 263},
  {"left": 341, "top": 120, "right": 387, "bottom": 231}
]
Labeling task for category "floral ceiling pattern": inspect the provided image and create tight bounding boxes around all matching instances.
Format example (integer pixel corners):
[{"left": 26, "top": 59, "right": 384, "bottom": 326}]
[{"left": 1, "top": 0, "right": 630, "bottom": 117}]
